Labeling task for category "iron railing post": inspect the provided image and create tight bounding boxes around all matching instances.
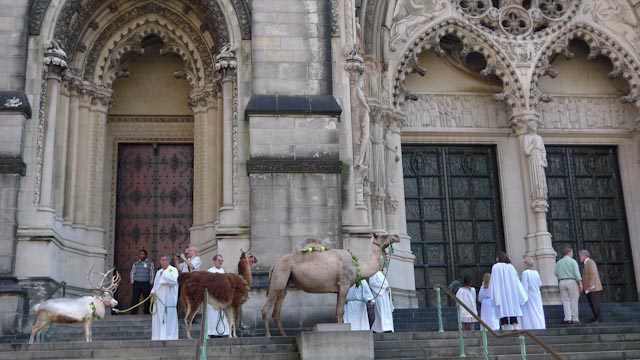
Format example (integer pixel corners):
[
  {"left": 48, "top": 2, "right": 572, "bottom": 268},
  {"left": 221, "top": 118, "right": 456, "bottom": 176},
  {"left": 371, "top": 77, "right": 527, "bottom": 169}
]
[
  {"left": 436, "top": 287, "right": 444, "bottom": 333},
  {"left": 519, "top": 334, "right": 527, "bottom": 360},
  {"left": 481, "top": 326, "right": 489, "bottom": 360},
  {"left": 457, "top": 303, "right": 466, "bottom": 357}
]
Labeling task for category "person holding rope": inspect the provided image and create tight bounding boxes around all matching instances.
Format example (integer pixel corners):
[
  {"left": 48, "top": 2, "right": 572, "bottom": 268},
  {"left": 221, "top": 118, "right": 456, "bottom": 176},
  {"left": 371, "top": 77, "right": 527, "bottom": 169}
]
[
  {"left": 130, "top": 249, "right": 154, "bottom": 315},
  {"left": 368, "top": 270, "right": 394, "bottom": 333},
  {"left": 206, "top": 254, "right": 230, "bottom": 337},
  {"left": 150, "top": 254, "right": 179, "bottom": 340}
]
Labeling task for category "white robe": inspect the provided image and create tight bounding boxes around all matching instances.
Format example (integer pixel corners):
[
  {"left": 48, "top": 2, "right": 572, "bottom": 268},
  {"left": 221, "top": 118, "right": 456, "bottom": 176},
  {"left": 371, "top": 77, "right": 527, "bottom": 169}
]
[
  {"left": 455, "top": 287, "right": 478, "bottom": 323},
  {"left": 344, "top": 281, "right": 374, "bottom": 331},
  {"left": 368, "top": 271, "right": 394, "bottom": 333},
  {"left": 478, "top": 286, "right": 500, "bottom": 330},
  {"left": 488, "top": 262, "right": 528, "bottom": 319},
  {"left": 151, "top": 265, "right": 179, "bottom": 340},
  {"left": 521, "top": 269, "right": 546, "bottom": 330},
  {"left": 206, "top": 266, "right": 230, "bottom": 336}
]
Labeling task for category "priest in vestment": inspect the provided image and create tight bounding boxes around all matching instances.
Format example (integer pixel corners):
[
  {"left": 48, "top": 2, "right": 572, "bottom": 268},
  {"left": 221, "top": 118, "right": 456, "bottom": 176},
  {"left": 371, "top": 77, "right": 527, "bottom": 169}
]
[
  {"left": 207, "top": 254, "right": 230, "bottom": 337},
  {"left": 488, "top": 251, "right": 527, "bottom": 330},
  {"left": 151, "top": 255, "right": 179, "bottom": 340},
  {"left": 521, "top": 257, "right": 546, "bottom": 329},
  {"left": 369, "top": 271, "right": 394, "bottom": 333},
  {"left": 344, "top": 280, "right": 375, "bottom": 331}
]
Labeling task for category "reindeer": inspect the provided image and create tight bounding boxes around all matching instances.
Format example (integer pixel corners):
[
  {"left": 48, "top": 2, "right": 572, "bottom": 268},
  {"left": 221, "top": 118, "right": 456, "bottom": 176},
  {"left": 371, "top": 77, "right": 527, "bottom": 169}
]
[{"left": 29, "top": 267, "right": 121, "bottom": 343}]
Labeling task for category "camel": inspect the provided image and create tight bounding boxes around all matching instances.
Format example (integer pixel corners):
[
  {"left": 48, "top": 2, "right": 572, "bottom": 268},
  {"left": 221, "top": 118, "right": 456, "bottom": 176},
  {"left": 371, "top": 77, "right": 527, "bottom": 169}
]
[{"left": 261, "top": 233, "right": 400, "bottom": 336}]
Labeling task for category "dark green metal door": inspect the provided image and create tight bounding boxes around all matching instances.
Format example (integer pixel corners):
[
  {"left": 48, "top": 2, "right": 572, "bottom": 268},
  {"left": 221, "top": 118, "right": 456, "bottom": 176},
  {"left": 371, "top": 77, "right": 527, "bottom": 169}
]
[
  {"left": 403, "top": 145, "right": 505, "bottom": 307},
  {"left": 546, "top": 146, "right": 637, "bottom": 301}
]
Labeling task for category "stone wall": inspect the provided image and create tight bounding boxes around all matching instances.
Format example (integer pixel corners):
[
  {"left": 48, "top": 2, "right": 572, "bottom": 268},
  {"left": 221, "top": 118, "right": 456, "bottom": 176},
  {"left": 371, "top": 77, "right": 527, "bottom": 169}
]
[{"left": 0, "top": 0, "right": 29, "bottom": 91}]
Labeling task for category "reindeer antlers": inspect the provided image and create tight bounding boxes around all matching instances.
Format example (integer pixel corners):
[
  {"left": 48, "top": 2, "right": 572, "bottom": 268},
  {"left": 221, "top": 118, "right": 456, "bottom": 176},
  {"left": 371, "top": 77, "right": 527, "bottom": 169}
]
[{"left": 87, "top": 266, "right": 121, "bottom": 292}]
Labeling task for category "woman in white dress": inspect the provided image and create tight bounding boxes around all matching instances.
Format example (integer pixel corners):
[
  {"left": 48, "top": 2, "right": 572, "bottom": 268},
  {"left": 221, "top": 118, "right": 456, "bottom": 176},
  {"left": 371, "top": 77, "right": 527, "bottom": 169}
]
[
  {"left": 477, "top": 273, "right": 500, "bottom": 331},
  {"left": 455, "top": 275, "right": 478, "bottom": 330},
  {"left": 521, "top": 257, "right": 546, "bottom": 330}
]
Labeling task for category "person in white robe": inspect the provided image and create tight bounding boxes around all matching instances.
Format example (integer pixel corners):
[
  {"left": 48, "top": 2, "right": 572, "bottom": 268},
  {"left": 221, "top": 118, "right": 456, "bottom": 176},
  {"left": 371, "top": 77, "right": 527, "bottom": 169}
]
[
  {"left": 521, "top": 257, "right": 546, "bottom": 330},
  {"left": 478, "top": 273, "right": 500, "bottom": 331},
  {"left": 344, "top": 280, "right": 375, "bottom": 331},
  {"left": 368, "top": 271, "right": 394, "bottom": 333},
  {"left": 207, "top": 254, "right": 230, "bottom": 337},
  {"left": 455, "top": 275, "right": 478, "bottom": 330},
  {"left": 151, "top": 255, "right": 179, "bottom": 340},
  {"left": 488, "top": 251, "right": 528, "bottom": 330}
]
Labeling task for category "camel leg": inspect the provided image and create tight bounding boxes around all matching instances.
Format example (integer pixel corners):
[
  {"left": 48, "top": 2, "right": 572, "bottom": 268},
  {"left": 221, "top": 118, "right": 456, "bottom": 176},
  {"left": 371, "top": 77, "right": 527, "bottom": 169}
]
[
  {"left": 272, "top": 288, "right": 288, "bottom": 337},
  {"left": 29, "top": 315, "right": 49, "bottom": 344},
  {"left": 261, "top": 290, "right": 278, "bottom": 337},
  {"left": 336, "top": 283, "right": 350, "bottom": 323}
]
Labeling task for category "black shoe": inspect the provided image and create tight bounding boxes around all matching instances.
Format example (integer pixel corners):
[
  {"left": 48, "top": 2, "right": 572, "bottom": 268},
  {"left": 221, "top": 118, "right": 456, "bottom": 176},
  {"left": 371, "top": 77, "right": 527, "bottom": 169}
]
[{"left": 563, "top": 320, "right": 572, "bottom": 325}]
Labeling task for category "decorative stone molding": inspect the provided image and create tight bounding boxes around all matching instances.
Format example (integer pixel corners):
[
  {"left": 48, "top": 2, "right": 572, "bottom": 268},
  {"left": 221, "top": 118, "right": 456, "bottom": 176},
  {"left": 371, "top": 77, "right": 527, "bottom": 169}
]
[
  {"left": 330, "top": 0, "right": 340, "bottom": 37},
  {"left": 393, "top": 20, "right": 523, "bottom": 111},
  {"left": 531, "top": 24, "right": 640, "bottom": 130},
  {"left": 452, "top": 0, "right": 579, "bottom": 38},
  {"left": 84, "top": 7, "right": 214, "bottom": 86},
  {"left": 43, "top": 41, "right": 68, "bottom": 73},
  {"left": 246, "top": 160, "right": 343, "bottom": 174},
  {"left": 40, "top": 0, "right": 238, "bottom": 62}
]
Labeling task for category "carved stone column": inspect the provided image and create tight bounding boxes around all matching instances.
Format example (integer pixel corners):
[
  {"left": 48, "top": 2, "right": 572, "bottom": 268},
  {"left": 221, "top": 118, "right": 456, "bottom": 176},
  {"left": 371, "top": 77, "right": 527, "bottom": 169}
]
[
  {"left": 39, "top": 41, "right": 67, "bottom": 210},
  {"left": 369, "top": 104, "right": 385, "bottom": 232},
  {"left": 215, "top": 45, "right": 237, "bottom": 212},
  {"left": 344, "top": 51, "right": 371, "bottom": 228},
  {"left": 511, "top": 111, "right": 559, "bottom": 303},
  {"left": 73, "top": 90, "right": 92, "bottom": 226},
  {"left": 63, "top": 83, "right": 80, "bottom": 223},
  {"left": 383, "top": 111, "right": 402, "bottom": 232},
  {"left": 88, "top": 92, "right": 112, "bottom": 232}
]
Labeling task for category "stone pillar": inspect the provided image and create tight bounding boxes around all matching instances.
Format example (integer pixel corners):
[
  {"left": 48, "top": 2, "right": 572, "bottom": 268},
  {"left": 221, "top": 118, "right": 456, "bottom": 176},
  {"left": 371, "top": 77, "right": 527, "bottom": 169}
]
[
  {"left": 510, "top": 111, "right": 559, "bottom": 303},
  {"left": 89, "top": 94, "right": 111, "bottom": 231},
  {"left": 215, "top": 46, "right": 237, "bottom": 211},
  {"left": 39, "top": 41, "right": 68, "bottom": 210},
  {"left": 73, "top": 90, "right": 92, "bottom": 226},
  {"left": 189, "top": 88, "right": 218, "bottom": 246},
  {"left": 63, "top": 84, "right": 80, "bottom": 223},
  {"left": 383, "top": 111, "right": 401, "bottom": 233}
]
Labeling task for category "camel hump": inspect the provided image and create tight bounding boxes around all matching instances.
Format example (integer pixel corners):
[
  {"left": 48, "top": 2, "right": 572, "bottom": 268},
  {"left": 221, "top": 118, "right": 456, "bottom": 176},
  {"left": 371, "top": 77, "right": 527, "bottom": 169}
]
[{"left": 298, "top": 238, "right": 328, "bottom": 250}]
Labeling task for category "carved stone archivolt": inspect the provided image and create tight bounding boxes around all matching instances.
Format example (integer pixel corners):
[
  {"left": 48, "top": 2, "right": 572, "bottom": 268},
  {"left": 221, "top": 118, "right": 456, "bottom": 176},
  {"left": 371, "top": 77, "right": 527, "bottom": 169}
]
[
  {"left": 531, "top": 24, "right": 640, "bottom": 130},
  {"left": 392, "top": 20, "right": 523, "bottom": 111}
]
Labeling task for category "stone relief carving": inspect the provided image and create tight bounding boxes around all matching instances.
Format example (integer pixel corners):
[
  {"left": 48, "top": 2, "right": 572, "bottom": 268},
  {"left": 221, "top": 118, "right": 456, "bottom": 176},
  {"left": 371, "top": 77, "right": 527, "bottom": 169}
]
[
  {"left": 384, "top": 119, "right": 400, "bottom": 206},
  {"left": 389, "top": 0, "right": 449, "bottom": 51},
  {"left": 582, "top": 0, "right": 640, "bottom": 47},
  {"left": 330, "top": 0, "right": 340, "bottom": 37},
  {"left": 403, "top": 94, "right": 509, "bottom": 128},
  {"left": 523, "top": 121, "right": 549, "bottom": 202},
  {"left": 369, "top": 106, "right": 386, "bottom": 196},
  {"left": 353, "top": 75, "right": 371, "bottom": 171},
  {"left": 539, "top": 96, "right": 635, "bottom": 130}
]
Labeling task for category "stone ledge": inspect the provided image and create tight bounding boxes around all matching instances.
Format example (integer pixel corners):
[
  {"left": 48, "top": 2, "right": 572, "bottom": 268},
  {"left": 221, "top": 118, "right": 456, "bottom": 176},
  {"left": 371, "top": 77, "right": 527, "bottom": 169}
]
[
  {"left": 245, "top": 95, "right": 342, "bottom": 120},
  {"left": 0, "top": 158, "right": 26, "bottom": 176},
  {"left": 0, "top": 92, "right": 31, "bottom": 119},
  {"left": 247, "top": 159, "right": 342, "bottom": 174}
]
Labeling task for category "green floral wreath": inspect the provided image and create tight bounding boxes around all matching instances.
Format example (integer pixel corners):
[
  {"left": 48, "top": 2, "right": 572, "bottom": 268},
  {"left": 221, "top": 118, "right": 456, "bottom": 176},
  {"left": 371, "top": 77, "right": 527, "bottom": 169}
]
[{"left": 299, "top": 245, "right": 327, "bottom": 254}]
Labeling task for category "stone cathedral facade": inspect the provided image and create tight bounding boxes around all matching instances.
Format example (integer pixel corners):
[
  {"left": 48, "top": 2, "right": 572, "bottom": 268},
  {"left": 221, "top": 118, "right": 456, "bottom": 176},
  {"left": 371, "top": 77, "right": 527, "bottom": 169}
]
[{"left": 0, "top": 0, "right": 640, "bottom": 335}]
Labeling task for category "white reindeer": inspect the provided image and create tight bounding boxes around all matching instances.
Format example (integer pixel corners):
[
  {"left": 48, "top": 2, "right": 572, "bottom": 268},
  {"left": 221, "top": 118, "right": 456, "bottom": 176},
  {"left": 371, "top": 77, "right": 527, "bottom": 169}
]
[{"left": 29, "top": 266, "right": 121, "bottom": 343}]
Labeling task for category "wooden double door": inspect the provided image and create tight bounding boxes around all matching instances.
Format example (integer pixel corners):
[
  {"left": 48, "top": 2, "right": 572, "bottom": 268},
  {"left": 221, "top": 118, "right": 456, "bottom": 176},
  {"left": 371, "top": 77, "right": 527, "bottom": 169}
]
[
  {"left": 114, "top": 143, "right": 194, "bottom": 309},
  {"left": 403, "top": 145, "right": 505, "bottom": 307}
]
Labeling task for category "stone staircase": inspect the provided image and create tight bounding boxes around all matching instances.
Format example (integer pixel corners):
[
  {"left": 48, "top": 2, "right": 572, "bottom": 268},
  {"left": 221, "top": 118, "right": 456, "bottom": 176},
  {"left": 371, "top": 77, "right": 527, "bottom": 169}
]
[{"left": 1, "top": 303, "right": 639, "bottom": 359}]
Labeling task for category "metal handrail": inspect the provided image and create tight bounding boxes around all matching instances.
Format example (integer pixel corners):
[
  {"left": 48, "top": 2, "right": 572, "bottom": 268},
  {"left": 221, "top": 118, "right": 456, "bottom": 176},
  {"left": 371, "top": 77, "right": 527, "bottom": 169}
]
[
  {"left": 45, "top": 281, "right": 67, "bottom": 300},
  {"left": 434, "top": 284, "right": 564, "bottom": 360}
]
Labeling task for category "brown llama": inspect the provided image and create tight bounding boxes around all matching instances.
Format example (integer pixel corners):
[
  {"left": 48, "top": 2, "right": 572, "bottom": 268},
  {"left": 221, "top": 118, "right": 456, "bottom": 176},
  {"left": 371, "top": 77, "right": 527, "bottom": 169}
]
[
  {"left": 179, "top": 271, "right": 248, "bottom": 339},
  {"left": 238, "top": 248, "right": 257, "bottom": 288}
]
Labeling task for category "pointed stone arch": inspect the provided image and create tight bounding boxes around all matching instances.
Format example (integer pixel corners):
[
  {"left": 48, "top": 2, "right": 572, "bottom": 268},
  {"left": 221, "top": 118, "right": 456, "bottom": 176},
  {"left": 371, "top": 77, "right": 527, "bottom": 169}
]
[
  {"left": 392, "top": 19, "right": 524, "bottom": 113},
  {"left": 531, "top": 23, "right": 640, "bottom": 130}
]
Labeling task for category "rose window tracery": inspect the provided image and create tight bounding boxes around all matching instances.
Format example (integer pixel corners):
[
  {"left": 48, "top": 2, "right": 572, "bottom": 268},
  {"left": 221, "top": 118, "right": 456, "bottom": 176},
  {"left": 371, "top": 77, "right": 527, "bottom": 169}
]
[{"left": 455, "top": 0, "right": 575, "bottom": 37}]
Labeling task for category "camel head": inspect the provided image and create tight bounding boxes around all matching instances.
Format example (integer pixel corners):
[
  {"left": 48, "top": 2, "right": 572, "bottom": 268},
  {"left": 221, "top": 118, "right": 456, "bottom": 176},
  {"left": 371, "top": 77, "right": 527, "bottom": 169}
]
[{"left": 373, "top": 233, "right": 400, "bottom": 251}]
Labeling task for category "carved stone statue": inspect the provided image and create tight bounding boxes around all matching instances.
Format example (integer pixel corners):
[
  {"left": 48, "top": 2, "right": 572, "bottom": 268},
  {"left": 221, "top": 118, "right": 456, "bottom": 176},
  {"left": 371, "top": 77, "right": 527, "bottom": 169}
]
[
  {"left": 523, "top": 122, "right": 548, "bottom": 201},
  {"left": 384, "top": 121, "right": 401, "bottom": 202},
  {"left": 370, "top": 108, "right": 385, "bottom": 195},
  {"left": 353, "top": 76, "right": 371, "bottom": 170}
]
